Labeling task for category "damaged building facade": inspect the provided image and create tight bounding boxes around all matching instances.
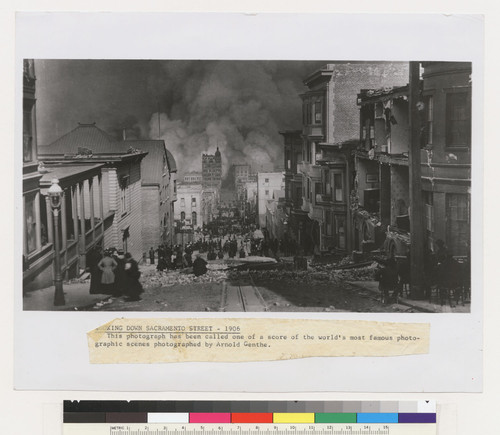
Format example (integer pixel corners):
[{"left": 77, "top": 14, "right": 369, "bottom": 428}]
[
  {"left": 352, "top": 61, "right": 471, "bottom": 259},
  {"left": 295, "top": 62, "right": 409, "bottom": 255},
  {"left": 353, "top": 85, "right": 412, "bottom": 255}
]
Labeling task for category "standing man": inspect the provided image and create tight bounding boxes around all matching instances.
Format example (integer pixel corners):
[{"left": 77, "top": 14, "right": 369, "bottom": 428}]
[
  {"left": 149, "top": 247, "right": 155, "bottom": 265},
  {"left": 375, "top": 258, "right": 399, "bottom": 304}
]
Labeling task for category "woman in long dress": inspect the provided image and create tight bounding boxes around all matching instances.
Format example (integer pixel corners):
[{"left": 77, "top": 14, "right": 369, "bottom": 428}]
[
  {"left": 123, "top": 253, "right": 143, "bottom": 301},
  {"left": 88, "top": 246, "right": 103, "bottom": 294},
  {"left": 97, "top": 250, "right": 117, "bottom": 294}
]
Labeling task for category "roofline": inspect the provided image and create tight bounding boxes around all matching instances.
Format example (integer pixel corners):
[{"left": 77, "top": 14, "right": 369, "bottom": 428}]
[
  {"left": 303, "top": 66, "right": 333, "bottom": 87},
  {"left": 38, "top": 151, "right": 148, "bottom": 164},
  {"left": 39, "top": 164, "right": 105, "bottom": 188},
  {"left": 46, "top": 122, "right": 117, "bottom": 148},
  {"left": 357, "top": 84, "right": 410, "bottom": 105}
]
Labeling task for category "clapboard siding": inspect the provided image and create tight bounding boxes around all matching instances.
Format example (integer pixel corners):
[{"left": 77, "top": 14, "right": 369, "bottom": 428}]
[
  {"left": 101, "top": 163, "right": 143, "bottom": 260},
  {"left": 110, "top": 162, "right": 144, "bottom": 260},
  {"left": 142, "top": 186, "right": 160, "bottom": 253}
]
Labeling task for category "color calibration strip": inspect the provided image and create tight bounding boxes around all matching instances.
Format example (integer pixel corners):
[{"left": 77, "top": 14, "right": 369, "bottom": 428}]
[{"left": 63, "top": 401, "right": 436, "bottom": 424}]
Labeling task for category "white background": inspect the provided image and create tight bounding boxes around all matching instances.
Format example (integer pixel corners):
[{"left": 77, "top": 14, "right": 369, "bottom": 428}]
[{"left": 2, "top": 3, "right": 498, "bottom": 434}]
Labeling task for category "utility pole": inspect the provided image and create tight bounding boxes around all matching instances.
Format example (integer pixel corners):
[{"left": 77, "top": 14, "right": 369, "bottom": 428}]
[{"left": 408, "top": 61, "right": 425, "bottom": 299}]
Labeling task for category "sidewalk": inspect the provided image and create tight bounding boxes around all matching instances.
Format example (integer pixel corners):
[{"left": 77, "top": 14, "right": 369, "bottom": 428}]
[
  {"left": 348, "top": 280, "right": 471, "bottom": 313},
  {"left": 23, "top": 280, "right": 112, "bottom": 311},
  {"left": 23, "top": 262, "right": 159, "bottom": 311}
]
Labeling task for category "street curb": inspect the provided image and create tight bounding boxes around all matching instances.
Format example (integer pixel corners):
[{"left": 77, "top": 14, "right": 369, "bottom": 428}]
[{"left": 347, "top": 281, "right": 435, "bottom": 313}]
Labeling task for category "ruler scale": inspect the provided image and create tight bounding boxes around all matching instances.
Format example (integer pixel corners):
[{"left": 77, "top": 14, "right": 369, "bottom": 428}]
[{"left": 63, "top": 423, "right": 435, "bottom": 435}]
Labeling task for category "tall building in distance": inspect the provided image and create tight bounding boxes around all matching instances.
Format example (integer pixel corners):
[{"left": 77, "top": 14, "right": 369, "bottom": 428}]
[
  {"left": 256, "top": 172, "right": 285, "bottom": 228},
  {"left": 183, "top": 171, "right": 202, "bottom": 184},
  {"left": 202, "top": 147, "right": 222, "bottom": 189}
]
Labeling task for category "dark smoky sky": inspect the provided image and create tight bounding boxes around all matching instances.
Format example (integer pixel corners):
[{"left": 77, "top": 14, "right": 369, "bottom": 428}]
[{"left": 35, "top": 59, "right": 326, "bottom": 175}]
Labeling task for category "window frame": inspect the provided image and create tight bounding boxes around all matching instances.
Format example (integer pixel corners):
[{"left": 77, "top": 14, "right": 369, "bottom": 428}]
[
  {"left": 332, "top": 171, "right": 344, "bottom": 203},
  {"left": 445, "top": 87, "right": 471, "bottom": 149},
  {"left": 335, "top": 215, "right": 346, "bottom": 249},
  {"left": 314, "top": 100, "right": 323, "bottom": 125}
]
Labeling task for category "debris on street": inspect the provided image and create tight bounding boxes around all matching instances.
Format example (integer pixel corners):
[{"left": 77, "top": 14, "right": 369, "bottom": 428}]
[
  {"left": 228, "top": 261, "right": 378, "bottom": 284},
  {"left": 141, "top": 269, "right": 228, "bottom": 289}
]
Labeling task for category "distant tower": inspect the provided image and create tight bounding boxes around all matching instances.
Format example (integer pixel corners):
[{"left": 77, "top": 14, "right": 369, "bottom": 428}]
[
  {"left": 202, "top": 146, "right": 222, "bottom": 189},
  {"left": 214, "top": 147, "right": 222, "bottom": 182}
]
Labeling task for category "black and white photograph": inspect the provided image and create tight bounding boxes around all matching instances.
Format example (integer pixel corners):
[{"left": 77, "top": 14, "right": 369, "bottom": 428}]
[{"left": 22, "top": 58, "right": 472, "bottom": 313}]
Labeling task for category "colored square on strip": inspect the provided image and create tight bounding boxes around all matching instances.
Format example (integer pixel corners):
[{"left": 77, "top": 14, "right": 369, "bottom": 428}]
[
  {"left": 357, "top": 413, "right": 398, "bottom": 423},
  {"left": 105, "top": 413, "right": 147, "bottom": 423},
  {"left": 398, "top": 401, "right": 418, "bottom": 413},
  {"left": 379, "top": 402, "right": 399, "bottom": 413},
  {"left": 148, "top": 413, "right": 189, "bottom": 423},
  {"left": 315, "top": 413, "right": 357, "bottom": 423},
  {"left": 273, "top": 413, "right": 315, "bottom": 424},
  {"left": 64, "top": 412, "right": 106, "bottom": 423},
  {"left": 342, "top": 402, "right": 362, "bottom": 413},
  {"left": 232, "top": 413, "right": 274, "bottom": 423},
  {"left": 399, "top": 413, "right": 436, "bottom": 423},
  {"left": 322, "top": 402, "right": 342, "bottom": 413},
  {"left": 189, "top": 413, "right": 231, "bottom": 423}
]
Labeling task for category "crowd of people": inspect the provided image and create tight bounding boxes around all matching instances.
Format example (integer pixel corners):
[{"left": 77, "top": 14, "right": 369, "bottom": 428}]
[
  {"left": 197, "top": 232, "right": 301, "bottom": 259},
  {"left": 86, "top": 246, "right": 143, "bottom": 301},
  {"left": 375, "top": 239, "right": 470, "bottom": 306}
]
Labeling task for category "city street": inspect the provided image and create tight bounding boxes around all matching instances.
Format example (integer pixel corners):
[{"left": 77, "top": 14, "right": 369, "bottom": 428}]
[{"left": 82, "top": 258, "right": 425, "bottom": 313}]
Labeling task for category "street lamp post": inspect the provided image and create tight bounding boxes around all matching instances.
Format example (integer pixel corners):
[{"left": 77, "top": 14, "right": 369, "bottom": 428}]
[{"left": 48, "top": 178, "right": 65, "bottom": 306}]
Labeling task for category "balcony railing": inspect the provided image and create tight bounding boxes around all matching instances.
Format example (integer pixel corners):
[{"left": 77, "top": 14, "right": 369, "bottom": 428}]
[
  {"left": 95, "top": 221, "right": 104, "bottom": 239},
  {"left": 85, "top": 229, "right": 94, "bottom": 247}
]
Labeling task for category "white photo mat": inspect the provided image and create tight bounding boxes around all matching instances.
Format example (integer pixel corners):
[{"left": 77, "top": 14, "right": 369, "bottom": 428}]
[{"left": 14, "top": 12, "right": 483, "bottom": 392}]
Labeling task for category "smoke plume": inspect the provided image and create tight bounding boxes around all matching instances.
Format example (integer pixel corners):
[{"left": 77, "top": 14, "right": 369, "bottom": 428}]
[
  {"left": 35, "top": 60, "right": 326, "bottom": 175},
  {"left": 148, "top": 61, "right": 324, "bottom": 176}
]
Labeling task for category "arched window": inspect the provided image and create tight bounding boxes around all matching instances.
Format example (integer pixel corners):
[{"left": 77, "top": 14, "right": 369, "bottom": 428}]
[
  {"left": 181, "top": 211, "right": 185, "bottom": 221},
  {"left": 192, "top": 211, "right": 197, "bottom": 227}
]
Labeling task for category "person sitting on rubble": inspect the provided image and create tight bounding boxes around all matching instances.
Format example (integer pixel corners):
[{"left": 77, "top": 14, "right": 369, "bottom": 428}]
[
  {"left": 183, "top": 249, "right": 193, "bottom": 267},
  {"left": 375, "top": 257, "right": 399, "bottom": 304},
  {"left": 193, "top": 254, "right": 208, "bottom": 277},
  {"left": 207, "top": 248, "right": 217, "bottom": 261}
]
